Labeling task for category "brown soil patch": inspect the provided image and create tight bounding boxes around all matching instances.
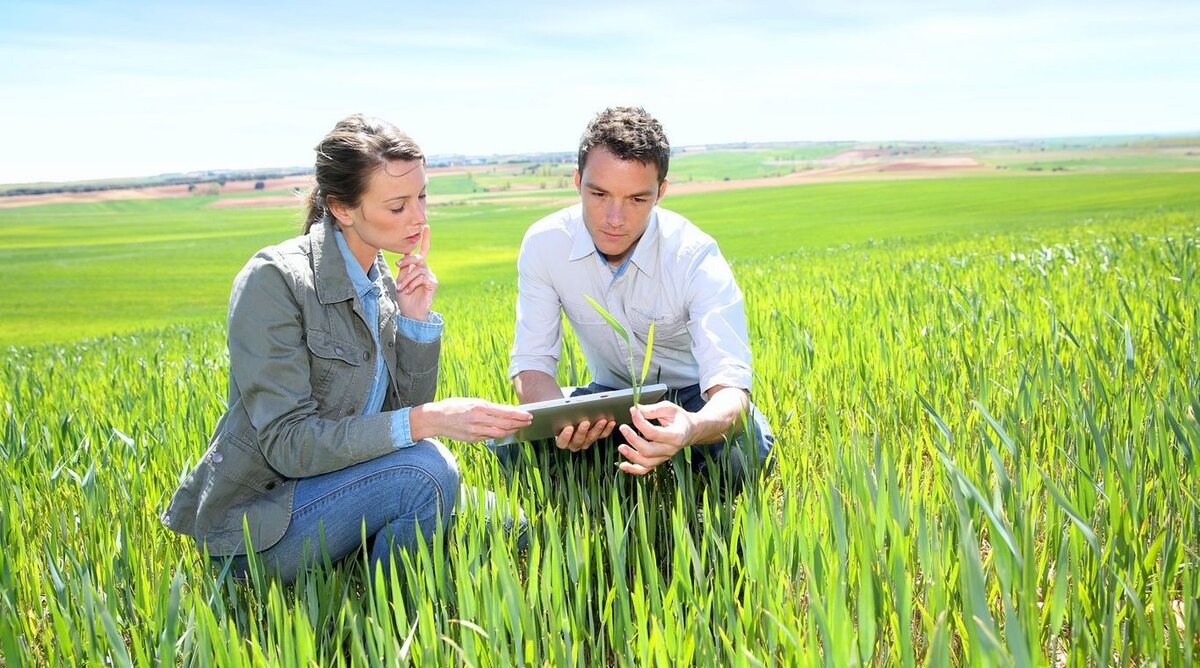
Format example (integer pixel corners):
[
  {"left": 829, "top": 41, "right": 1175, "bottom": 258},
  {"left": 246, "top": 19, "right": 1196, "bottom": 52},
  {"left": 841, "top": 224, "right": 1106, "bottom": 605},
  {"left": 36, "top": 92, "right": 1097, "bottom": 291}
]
[
  {"left": 668, "top": 157, "right": 985, "bottom": 195},
  {"left": 0, "top": 175, "right": 315, "bottom": 209},
  {"left": 1, "top": 156, "right": 990, "bottom": 209},
  {"left": 208, "top": 195, "right": 301, "bottom": 208}
]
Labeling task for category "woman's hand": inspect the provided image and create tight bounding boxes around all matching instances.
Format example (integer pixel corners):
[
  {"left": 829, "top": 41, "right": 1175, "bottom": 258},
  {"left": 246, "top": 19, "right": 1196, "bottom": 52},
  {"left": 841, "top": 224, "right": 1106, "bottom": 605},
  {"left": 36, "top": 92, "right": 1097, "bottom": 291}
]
[
  {"left": 395, "top": 226, "right": 437, "bottom": 321},
  {"left": 409, "top": 398, "right": 533, "bottom": 443}
]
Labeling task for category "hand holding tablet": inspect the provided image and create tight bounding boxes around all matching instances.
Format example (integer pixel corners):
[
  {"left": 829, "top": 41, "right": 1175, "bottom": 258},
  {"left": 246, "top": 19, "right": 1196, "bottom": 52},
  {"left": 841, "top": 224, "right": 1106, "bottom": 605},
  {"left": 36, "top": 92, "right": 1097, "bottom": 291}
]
[{"left": 490, "top": 384, "right": 669, "bottom": 447}]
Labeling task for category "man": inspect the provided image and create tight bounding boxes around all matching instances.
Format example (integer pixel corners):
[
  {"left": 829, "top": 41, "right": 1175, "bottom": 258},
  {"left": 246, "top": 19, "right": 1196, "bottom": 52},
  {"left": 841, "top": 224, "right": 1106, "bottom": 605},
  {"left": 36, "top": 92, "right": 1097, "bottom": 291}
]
[{"left": 507, "top": 106, "right": 774, "bottom": 485}]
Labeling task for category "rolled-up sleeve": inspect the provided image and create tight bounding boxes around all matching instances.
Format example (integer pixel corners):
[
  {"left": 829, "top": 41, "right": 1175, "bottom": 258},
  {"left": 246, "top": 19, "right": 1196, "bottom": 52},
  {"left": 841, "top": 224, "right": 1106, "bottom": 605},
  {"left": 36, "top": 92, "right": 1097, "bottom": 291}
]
[
  {"left": 685, "top": 245, "right": 753, "bottom": 394},
  {"left": 509, "top": 233, "right": 563, "bottom": 379},
  {"left": 228, "top": 252, "right": 397, "bottom": 478},
  {"left": 388, "top": 312, "right": 444, "bottom": 447}
]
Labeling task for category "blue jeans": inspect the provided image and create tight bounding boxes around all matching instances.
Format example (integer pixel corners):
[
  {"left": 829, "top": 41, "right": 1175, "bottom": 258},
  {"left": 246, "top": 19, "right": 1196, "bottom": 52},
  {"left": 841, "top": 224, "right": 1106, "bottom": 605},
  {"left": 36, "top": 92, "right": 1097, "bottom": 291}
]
[
  {"left": 492, "top": 383, "right": 775, "bottom": 489},
  {"left": 221, "top": 439, "right": 460, "bottom": 585}
]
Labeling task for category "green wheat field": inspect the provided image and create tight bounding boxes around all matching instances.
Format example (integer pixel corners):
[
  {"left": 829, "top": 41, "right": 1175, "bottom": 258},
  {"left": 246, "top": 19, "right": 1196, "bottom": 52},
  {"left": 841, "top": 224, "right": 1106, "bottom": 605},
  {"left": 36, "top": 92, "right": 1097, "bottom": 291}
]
[{"left": 1, "top": 169, "right": 1199, "bottom": 664}]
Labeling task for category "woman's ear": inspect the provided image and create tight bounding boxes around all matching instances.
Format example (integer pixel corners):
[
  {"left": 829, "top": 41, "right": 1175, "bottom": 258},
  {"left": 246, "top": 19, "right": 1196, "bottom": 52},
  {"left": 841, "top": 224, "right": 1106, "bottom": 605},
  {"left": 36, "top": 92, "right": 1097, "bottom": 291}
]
[{"left": 327, "top": 196, "right": 354, "bottom": 227}]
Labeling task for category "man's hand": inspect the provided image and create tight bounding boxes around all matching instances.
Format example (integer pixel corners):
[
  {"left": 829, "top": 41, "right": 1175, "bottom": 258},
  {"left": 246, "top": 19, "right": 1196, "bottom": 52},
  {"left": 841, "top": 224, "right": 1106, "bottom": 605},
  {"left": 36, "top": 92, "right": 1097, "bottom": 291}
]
[
  {"left": 616, "top": 401, "right": 697, "bottom": 475},
  {"left": 555, "top": 419, "right": 616, "bottom": 452}
]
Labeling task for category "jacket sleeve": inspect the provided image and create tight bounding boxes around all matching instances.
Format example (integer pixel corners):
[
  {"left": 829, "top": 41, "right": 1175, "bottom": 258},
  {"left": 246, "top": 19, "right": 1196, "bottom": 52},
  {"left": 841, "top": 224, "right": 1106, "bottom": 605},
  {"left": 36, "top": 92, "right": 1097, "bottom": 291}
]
[
  {"left": 227, "top": 251, "right": 397, "bottom": 479},
  {"left": 392, "top": 315, "right": 441, "bottom": 407}
]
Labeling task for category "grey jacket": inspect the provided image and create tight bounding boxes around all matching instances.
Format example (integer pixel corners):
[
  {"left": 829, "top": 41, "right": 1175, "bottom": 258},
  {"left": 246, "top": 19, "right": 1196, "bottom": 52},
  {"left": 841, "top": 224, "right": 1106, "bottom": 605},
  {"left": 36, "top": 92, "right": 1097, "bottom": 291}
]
[{"left": 161, "top": 219, "right": 441, "bottom": 555}]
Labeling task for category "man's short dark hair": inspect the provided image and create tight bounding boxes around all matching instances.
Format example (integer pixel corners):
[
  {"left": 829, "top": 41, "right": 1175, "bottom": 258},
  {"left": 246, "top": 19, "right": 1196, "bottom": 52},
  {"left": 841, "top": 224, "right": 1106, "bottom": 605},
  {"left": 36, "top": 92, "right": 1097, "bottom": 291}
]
[{"left": 577, "top": 107, "right": 670, "bottom": 183}]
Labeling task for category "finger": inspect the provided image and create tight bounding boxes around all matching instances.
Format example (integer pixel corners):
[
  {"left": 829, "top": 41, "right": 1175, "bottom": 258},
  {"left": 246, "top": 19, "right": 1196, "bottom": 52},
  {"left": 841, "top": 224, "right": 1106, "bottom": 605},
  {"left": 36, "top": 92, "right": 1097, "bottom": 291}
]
[
  {"left": 618, "top": 423, "right": 650, "bottom": 449},
  {"left": 618, "top": 461, "right": 653, "bottom": 476},
  {"left": 483, "top": 404, "right": 534, "bottom": 422},
  {"left": 418, "top": 224, "right": 431, "bottom": 257},
  {"left": 617, "top": 425, "right": 672, "bottom": 461},
  {"left": 556, "top": 425, "right": 574, "bottom": 449},
  {"left": 584, "top": 419, "right": 609, "bottom": 441},
  {"left": 601, "top": 421, "right": 617, "bottom": 438},
  {"left": 484, "top": 418, "right": 533, "bottom": 435},
  {"left": 569, "top": 421, "right": 592, "bottom": 447},
  {"left": 398, "top": 270, "right": 435, "bottom": 295},
  {"left": 630, "top": 407, "right": 667, "bottom": 441},
  {"left": 396, "top": 272, "right": 426, "bottom": 294},
  {"left": 632, "top": 400, "right": 677, "bottom": 419},
  {"left": 395, "top": 254, "right": 427, "bottom": 270},
  {"left": 568, "top": 439, "right": 593, "bottom": 453}
]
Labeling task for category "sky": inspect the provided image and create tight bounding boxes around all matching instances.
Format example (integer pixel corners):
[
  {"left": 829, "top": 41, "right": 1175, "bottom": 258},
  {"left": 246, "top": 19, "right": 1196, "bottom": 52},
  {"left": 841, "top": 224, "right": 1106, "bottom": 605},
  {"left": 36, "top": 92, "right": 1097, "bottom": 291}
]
[{"left": 0, "top": 0, "right": 1197, "bottom": 184}]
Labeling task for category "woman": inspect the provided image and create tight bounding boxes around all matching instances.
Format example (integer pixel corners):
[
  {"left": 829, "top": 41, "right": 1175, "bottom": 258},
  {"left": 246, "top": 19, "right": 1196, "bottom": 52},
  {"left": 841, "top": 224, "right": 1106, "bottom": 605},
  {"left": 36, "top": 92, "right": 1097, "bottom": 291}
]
[{"left": 161, "top": 115, "right": 531, "bottom": 583}]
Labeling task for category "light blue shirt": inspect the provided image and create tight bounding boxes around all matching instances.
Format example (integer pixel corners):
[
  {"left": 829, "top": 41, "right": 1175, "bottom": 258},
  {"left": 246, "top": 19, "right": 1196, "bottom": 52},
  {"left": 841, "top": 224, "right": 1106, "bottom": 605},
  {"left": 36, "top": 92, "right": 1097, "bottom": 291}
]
[
  {"left": 600, "top": 248, "right": 635, "bottom": 284},
  {"left": 334, "top": 229, "right": 443, "bottom": 447}
]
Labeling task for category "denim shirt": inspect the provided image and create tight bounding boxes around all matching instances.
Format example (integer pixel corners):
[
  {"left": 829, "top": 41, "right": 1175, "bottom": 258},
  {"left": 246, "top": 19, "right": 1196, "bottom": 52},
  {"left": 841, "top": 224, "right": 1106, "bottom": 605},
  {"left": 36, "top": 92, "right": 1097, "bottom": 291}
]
[{"left": 333, "top": 228, "right": 442, "bottom": 447}]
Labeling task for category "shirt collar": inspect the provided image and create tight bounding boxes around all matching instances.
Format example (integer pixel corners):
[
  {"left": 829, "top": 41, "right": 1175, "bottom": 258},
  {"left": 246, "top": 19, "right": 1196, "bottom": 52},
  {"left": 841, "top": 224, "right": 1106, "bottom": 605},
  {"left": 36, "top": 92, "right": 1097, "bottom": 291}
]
[
  {"left": 333, "top": 227, "right": 381, "bottom": 299},
  {"left": 569, "top": 207, "right": 660, "bottom": 280}
]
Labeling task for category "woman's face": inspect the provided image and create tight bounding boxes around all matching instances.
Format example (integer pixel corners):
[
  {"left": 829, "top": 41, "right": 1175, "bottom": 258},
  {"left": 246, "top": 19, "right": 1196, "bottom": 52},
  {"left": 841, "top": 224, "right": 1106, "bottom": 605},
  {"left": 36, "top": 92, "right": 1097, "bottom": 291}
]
[{"left": 331, "top": 159, "right": 428, "bottom": 268}]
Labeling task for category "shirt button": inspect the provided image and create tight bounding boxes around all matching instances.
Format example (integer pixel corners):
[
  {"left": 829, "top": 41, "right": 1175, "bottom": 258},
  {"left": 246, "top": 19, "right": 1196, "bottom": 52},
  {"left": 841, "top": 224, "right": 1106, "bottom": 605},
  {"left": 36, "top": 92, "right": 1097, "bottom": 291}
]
[
  {"left": 334, "top": 346, "right": 345, "bottom": 356},
  {"left": 211, "top": 452, "right": 224, "bottom": 464},
  {"left": 362, "top": 351, "right": 370, "bottom": 361}
]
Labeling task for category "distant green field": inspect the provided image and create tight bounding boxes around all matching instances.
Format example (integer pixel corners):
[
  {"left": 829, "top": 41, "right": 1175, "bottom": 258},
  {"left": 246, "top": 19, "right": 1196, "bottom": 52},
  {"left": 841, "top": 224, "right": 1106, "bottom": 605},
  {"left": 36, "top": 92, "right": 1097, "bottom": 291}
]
[
  {"left": 669, "top": 146, "right": 851, "bottom": 182},
  {"left": 982, "top": 151, "right": 1200, "bottom": 172},
  {"left": 2, "top": 175, "right": 1197, "bottom": 663},
  {"left": 2, "top": 172, "right": 1199, "bottom": 347}
]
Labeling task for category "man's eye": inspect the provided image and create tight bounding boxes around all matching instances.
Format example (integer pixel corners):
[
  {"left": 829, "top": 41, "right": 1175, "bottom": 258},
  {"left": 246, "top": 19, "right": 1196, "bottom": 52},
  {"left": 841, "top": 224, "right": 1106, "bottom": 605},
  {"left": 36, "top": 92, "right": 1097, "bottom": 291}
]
[{"left": 632, "top": 198, "right": 648, "bottom": 204}]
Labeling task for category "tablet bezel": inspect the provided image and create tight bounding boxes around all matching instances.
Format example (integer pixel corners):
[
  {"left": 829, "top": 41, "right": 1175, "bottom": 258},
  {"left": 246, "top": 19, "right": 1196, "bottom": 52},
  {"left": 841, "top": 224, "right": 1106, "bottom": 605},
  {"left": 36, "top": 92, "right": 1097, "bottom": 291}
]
[{"left": 492, "top": 383, "right": 669, "bottom": 445}]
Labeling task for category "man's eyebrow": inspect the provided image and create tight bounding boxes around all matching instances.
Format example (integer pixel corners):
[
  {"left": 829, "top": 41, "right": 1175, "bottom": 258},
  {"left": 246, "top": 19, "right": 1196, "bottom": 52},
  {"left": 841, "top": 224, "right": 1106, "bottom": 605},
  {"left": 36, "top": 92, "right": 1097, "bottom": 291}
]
[{"left": 583, "top": 182, "right": 655, "bottom": 198}]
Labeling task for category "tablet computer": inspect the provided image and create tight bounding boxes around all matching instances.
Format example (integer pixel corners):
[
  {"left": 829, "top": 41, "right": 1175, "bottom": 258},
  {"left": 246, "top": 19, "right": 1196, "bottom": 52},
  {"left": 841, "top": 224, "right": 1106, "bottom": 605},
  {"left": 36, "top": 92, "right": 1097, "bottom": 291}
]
[{"left": 491, "top": 383, "right": 669, "bottom": 446}]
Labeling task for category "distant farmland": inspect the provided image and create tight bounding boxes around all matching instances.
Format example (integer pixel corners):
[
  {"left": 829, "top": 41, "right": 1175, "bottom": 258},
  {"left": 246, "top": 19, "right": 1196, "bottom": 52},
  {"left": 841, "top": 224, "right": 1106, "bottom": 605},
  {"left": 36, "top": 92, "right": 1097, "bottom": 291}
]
[{"left": 1, "top": 149, "right": 1198, "bottom": 664}]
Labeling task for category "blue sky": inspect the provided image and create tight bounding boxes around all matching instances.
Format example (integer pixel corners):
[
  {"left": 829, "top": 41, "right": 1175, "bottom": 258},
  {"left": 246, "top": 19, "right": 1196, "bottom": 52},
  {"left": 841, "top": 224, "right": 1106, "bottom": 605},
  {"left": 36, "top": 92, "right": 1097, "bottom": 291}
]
[{"left": 1, "top": 0, "right": 1196, "bottom": 183}]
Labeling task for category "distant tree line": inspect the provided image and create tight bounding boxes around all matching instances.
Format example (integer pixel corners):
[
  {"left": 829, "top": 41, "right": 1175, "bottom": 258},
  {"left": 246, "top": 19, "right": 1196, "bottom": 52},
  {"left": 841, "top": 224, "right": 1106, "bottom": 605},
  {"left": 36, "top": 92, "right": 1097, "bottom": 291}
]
[{"left": 0, "top": 167, "right": 312, "bottom": 198}]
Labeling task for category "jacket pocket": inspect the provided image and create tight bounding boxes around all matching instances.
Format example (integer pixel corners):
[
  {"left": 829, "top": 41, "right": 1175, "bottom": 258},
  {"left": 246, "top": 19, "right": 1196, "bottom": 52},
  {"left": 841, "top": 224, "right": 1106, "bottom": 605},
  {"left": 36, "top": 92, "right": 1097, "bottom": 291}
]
[
  {"left": 306, "top": 328, "right": 363, "bottom": 410},
  {"left": 211, "top": 431, "right": 285, "bottom": 495}
]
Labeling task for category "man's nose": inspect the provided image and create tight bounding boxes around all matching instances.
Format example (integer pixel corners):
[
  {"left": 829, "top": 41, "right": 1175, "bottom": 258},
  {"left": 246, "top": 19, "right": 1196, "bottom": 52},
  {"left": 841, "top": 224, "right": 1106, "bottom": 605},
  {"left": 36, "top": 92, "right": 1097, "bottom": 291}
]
[{"left": 605, "top": 201, "right": 622, "bottom": 226}]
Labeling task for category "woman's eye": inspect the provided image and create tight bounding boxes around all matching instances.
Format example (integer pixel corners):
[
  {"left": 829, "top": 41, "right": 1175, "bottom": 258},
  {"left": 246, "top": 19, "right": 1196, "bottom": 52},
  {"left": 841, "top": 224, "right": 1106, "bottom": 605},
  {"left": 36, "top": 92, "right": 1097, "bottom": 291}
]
[{"left": 391, "top": 206, "right": 406, "bottom": 214}]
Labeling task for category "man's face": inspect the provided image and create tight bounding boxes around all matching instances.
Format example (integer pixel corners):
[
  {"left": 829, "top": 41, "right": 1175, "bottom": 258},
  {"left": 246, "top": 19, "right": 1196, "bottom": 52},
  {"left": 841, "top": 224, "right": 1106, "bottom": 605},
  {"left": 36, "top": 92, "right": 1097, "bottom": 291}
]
[{"left": 575, "top": 145, "right": 668, "bottom": 266}]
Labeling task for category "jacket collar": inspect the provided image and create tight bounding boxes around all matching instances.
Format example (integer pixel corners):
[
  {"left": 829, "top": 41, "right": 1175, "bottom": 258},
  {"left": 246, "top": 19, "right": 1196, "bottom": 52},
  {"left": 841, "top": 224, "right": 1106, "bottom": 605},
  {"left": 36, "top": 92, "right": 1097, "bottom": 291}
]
[{"left": 311, "top": 217, "right": 358, "bottom": 306}]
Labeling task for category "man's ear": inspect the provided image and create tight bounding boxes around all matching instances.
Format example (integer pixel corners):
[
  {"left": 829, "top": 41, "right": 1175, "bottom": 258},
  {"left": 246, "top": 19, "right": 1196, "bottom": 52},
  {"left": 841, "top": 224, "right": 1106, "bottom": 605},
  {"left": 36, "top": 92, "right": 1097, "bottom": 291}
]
[
  {"left": 656, "top": 178, "right": 669, "bottom": 203},
  {"left": 573, "top": 169, "right": 582, "bottom": 193}
]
